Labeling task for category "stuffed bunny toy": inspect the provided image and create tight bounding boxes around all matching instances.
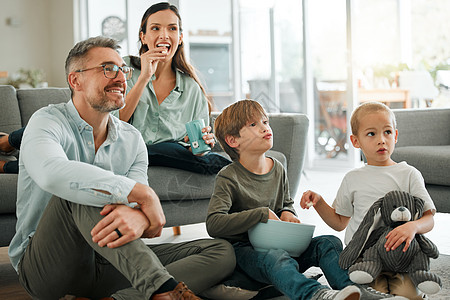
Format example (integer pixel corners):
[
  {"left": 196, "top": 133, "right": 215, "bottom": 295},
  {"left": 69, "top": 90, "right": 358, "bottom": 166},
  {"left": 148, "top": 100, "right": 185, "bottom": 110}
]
[{"left": 339, "top": 190, "right": 442, "bottom": 295}]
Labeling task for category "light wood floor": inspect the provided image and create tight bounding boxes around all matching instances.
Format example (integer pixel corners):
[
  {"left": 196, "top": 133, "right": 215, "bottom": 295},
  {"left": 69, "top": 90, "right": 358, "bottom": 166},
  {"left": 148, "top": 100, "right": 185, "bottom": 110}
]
[{"left": 0, "top": 247, "right": 31, "bottom": 300}]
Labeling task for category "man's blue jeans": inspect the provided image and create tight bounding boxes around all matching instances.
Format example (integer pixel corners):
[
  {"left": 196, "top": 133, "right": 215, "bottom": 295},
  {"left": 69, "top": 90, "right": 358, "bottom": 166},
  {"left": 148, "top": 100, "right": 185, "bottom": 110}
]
[
  {"left": 147, "top": 141, "right": 231, "bottom": 175},
  {"left": 234, "top": 235, "right": 353, "bottom": 300},
  {"left": 8, "top": 126, "right": 24, "bottom": 149},
  {"left": 2, "top": 126, "right": 24, "bottom": 174}
]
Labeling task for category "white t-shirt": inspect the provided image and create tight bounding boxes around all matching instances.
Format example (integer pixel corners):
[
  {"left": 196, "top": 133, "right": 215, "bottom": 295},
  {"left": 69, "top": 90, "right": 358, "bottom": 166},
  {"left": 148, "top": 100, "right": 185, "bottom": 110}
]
[{"left": 332, "top": 161, "right": 436, "bottom": 245}]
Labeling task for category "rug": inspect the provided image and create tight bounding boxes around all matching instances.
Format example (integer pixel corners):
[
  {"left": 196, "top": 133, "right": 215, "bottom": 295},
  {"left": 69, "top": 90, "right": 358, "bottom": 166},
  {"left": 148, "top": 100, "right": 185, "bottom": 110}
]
[
  {"left": 428, "top": 254, "right": 450, "bottom": 299},
  {"left": 300, "top": 254, "right": 450, "bottom": 299}
]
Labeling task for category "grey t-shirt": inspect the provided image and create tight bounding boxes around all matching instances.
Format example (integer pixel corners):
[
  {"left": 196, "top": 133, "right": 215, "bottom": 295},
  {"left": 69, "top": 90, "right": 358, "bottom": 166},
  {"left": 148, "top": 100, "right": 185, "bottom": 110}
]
[{"left": 206, "top": 157, "right": 295, "bottom": 243}]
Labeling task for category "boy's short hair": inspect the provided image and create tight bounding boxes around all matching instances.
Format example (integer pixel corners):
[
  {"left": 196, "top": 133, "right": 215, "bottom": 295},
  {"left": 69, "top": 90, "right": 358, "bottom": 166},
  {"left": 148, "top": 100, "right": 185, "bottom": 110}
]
[
  {"left": 350, "top": 102, "right": 397, "bottom": 135},
  {"left": 214, "top": 99, "right": 268, "bottom": 160}
]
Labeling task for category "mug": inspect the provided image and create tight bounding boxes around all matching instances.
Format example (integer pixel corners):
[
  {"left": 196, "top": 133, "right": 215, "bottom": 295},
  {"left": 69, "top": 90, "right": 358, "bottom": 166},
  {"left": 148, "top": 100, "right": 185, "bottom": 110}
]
[{"left": 185, "top": 119, "right": 211, "bottom": 155}]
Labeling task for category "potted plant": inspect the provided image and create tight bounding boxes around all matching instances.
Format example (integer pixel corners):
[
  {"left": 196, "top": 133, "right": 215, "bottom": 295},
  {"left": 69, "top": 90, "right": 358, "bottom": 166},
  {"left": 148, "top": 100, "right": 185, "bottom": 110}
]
[{"left": 6, "top": 68, "right": 47, "bottom": 89}]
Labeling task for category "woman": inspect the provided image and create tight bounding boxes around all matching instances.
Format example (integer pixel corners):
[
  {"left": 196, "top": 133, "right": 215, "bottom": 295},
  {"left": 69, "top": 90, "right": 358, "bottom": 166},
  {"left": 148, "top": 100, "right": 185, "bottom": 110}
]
[{"left": 116, "top": 2, "right": 230, "bottom": 175}]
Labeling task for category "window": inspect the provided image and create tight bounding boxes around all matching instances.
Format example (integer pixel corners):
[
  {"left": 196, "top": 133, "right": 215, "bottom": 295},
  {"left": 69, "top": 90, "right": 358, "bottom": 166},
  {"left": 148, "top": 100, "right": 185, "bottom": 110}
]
[{"left": 79, "top": 0, "right": 450, "bottom": 169}]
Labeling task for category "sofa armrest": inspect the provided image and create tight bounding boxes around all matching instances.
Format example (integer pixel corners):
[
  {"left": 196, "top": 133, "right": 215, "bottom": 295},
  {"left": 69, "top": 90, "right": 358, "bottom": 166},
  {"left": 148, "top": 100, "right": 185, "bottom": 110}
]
[
  {"left": 268, "top": 113, "right": 309, "bottom": 197},
  {"left": 393, "top": 108, "right": 450, "bottom": 148},
  {"left": 210, "top": 112, "right": 309, "bottom": 197}
]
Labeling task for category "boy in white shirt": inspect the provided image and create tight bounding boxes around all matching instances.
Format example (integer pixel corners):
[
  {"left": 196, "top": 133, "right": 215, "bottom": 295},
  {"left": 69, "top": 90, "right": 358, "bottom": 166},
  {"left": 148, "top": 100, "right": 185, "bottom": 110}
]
[{"left": 301, "top": 102, "right": 436, "bottom": 299}]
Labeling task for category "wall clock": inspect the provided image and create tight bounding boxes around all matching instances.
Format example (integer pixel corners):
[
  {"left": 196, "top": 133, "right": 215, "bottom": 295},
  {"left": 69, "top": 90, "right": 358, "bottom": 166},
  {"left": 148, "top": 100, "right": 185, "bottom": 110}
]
[{"left": 102, "top": 16, "right": 127, "bottom": 42}]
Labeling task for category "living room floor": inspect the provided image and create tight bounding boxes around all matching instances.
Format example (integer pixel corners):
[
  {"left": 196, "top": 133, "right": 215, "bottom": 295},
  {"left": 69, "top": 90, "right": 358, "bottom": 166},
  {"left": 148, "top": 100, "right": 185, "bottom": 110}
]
[{"left": 1, "top": 168, "right": 449, "bottom": 299}]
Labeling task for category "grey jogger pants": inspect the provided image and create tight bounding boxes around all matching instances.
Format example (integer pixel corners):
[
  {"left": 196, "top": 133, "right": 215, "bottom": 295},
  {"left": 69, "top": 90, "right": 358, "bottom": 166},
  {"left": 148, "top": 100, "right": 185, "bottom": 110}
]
[{"left": 18, "top": 196, "right": 235, "bottom": 300}]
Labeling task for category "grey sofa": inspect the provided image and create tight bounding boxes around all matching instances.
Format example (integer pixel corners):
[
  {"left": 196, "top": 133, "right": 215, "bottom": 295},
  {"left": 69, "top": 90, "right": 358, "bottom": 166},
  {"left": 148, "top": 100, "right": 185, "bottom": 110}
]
[
  {"left": 0, "top": 85, "right": 309, "bottom": 247},
  {"left": 392, "top": 108, "right": 450, "bottom": 213}
]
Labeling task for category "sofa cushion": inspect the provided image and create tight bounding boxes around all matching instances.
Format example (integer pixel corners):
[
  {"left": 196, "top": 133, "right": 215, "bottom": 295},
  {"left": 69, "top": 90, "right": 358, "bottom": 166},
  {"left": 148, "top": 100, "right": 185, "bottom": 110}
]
[
  {"left": 161, "top": 198, "right": 211, "bottom": 227},
  {"left": 0, "top": 214, "right": 17, "bottom": 247},
  {"left": 17, "top": 87, "right": 70, "bottom": 126},
  {"left": 392, "top": 145, "right": 450, "bottom": 186},
  {"left": 394, "top": 108, "right": 450, "bottom": 147},
  {"left": 149, "top": 150, "right": 287, "bottom": 201},
  {"left": 0, "top": 174, "right": 18, "bottom": 213},
  {"left": 0, "top": 85, "right": 22, "bottom": 133},
  {"left": 427, "top": 184, "right": 450, "bottom": 213},
  {"left": 149, "top": 166, "right": 216, "bottom": 202}
]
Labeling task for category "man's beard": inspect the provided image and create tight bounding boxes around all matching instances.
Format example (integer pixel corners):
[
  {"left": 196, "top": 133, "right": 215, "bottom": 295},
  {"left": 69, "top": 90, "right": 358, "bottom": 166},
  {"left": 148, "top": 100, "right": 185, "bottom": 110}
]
[{"left": 88, "top": 86, "right": 125, "bottom": 113}]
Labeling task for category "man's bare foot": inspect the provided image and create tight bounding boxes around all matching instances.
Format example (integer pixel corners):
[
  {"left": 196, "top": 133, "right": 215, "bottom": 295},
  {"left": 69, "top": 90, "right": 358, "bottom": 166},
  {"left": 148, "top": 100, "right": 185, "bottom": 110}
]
[{"left": 0, "top": 161, "right": 6, "bottom": 173}]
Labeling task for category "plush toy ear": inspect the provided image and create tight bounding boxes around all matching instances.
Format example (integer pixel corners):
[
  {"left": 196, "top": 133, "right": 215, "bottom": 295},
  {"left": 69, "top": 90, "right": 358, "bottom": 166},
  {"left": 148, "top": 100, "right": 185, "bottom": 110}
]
[{"left": 339, "top": 197, "right": 384, "bottom": 269}]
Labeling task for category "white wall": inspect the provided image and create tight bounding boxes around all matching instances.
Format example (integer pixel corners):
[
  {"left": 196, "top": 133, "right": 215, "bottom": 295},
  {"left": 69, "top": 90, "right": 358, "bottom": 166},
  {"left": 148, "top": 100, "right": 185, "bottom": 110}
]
[
  {"left": 0, "top": 0, "right": 74, "bottom": 87},
  {"left": 48, "top": 0, "right": 75, "bottom": 87}
]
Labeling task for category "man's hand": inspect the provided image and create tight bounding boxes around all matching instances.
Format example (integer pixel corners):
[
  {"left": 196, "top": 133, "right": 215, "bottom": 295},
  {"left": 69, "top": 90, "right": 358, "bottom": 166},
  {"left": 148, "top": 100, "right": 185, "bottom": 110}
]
[
  {"left": 385, "top": 221, "right": 417, "bottom": 252},
  {"left": 91, "top": 204, "right": 150, "bottom": 248},
  {"left": 280, "top": 211, "right": 301, "bottom": 223},
  {"left": 127, "top": 182, "right": 166, "bottom": 238}
]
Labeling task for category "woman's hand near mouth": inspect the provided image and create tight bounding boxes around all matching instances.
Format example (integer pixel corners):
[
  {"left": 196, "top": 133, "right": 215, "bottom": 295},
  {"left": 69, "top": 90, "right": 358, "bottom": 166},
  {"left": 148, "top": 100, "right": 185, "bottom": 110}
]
[{"left": 140, "top": 47, "right": 169, "bottom": 80}]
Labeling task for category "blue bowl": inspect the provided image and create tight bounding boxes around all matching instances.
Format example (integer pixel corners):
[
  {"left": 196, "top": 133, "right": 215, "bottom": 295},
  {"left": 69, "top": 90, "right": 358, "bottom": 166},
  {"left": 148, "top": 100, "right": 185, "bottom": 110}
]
[{"left": 248, "top": 219, "right": 315, "bottom": 257}]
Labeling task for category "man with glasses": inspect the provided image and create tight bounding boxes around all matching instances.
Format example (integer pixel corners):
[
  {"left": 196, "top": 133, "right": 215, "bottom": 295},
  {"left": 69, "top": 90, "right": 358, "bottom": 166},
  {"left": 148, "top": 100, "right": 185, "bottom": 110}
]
[
  {"left": 0, "top": 64, "right": 133, "bottom": 174},
  {"left": 8, "top": 36, "right": 235, "bottom": 300}
]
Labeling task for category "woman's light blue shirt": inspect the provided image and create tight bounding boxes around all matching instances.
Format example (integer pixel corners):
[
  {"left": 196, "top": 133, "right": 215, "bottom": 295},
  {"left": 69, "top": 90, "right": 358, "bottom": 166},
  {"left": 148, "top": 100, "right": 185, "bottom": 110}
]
[{"left": 113, "top": 56, "right": 209, "bottom": 145}]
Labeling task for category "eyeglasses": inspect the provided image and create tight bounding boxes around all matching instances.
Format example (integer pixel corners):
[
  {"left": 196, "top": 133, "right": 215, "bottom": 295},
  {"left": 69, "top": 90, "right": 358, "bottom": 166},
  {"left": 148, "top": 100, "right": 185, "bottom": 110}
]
[{"left": 75, "top": 64, "right": 133, "bottom": 80}]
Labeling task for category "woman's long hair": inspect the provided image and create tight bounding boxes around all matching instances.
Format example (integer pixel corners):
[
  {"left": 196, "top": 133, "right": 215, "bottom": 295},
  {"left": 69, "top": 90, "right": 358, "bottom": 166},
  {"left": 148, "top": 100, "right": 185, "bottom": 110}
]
[{"left": 132, "top": 2, "right": 212, "bottom": 112}]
